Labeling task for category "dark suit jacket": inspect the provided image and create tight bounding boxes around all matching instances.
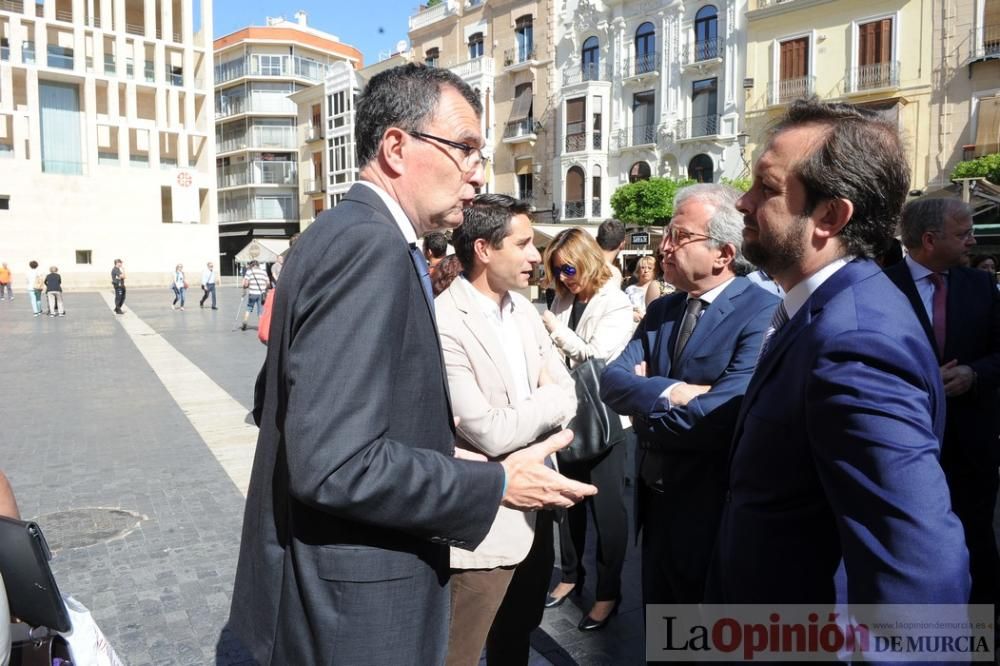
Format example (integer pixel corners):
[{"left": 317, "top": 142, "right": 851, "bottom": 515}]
[
  {"left": 229, "top": 183, "right": 505, "bottom": 665},
  {"left": 713, "top": 259, "right": 970, "bottom": 604},
  {"left": 600, "top": 277, "right": 778, "bottom": 594},
  {"left": 884, "top": 262, "right": 1000, "bottom": 468}
]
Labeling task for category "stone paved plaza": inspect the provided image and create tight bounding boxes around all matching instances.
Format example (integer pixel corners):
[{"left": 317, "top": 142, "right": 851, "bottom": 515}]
[{"left": 0, "top": 285, "right": 644, "bottom": 665}]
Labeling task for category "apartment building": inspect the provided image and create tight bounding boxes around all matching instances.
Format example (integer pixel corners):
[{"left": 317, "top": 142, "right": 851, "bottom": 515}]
[
  {"left": 0, "top": 0, "right": 216, "bottom": 287},
  {"left": 213, "top": 13, "right": 361, "bottom": 273},
  {"left": 927, "top": 0, "right": 1000, "bottom": 188},
  {"left": 744, "top": 0, "right": 933, "bottom": 188},
  {"left": 406, "top": 0, "right": 557, "bottom": 219},
  {"left": 552, "top": 0, "right": 747, "bottom": 227}
]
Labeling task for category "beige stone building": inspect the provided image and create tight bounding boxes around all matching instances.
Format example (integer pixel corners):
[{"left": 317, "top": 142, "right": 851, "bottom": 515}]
[{"left": 408, "top": 0, "right": 557, "bottom": 218}]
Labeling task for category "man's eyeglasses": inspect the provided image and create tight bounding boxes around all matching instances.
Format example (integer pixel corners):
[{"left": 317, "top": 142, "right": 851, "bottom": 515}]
[
  {"left": 664, "top": 225, "right": 717, "bottom": 246},
  {"left": 554, "top": 264, "right": 577, "bottom": 277},
  {"left": 407, "top": 130, "right": 488, "bottom": 172}
]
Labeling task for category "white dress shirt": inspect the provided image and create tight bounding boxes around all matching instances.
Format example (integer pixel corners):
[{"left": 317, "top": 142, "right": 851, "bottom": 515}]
[
  {"left": 902, "top": 254, "right": 945, "bottom": 324},
  {"left": 463, "top": 276, "right": 532, "bottom": 402},
  {"left": 356, "top": 180, "right": 418, "bottom": 245}
]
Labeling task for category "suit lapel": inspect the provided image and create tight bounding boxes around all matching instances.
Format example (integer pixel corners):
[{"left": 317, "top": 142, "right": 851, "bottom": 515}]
[
  {"left": 653, "top": 295, "right": 687, "bottom": 379},
  {"left": 674, "top": 279, "right": 745, "bottom": 372},
  {"left": 886, "top": 263, "right": 935, "bottom": 351},
  {"left": 513, "top": 302, "right": 542, "bottom": 387},
  {"left": 454, "top": 280, "right": 519, "bottom": 402}
]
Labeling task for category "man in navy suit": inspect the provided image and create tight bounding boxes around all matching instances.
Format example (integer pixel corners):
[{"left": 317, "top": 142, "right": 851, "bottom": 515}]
[
  {"left": 712, "top": 98, "right": 969, "bottom": 606},
  {"left": 600, "top": 183, "right": 778, "bottom": 607},
  {"left": 886, "top": 198, "right": 1000, "bottom": 605}
]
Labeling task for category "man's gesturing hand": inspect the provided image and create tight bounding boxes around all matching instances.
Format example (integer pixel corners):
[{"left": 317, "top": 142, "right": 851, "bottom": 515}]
[{"left": 500, "top": 430, "right": 597, "bottom": 511}]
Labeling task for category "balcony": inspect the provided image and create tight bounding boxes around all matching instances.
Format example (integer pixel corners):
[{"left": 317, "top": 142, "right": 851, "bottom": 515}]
[
  {"left": 565, "top": 201, "right": 585, "bottom": 219},
  {"left": 143, "top": 62, "right": 155, "bottom": 82},
  {"left": 751, "top": 0, "right": 799, "bottom": 9},
  {"left": 217, "top": 161, "right": 297, "bottom": 189},
  {"left": 0, "top": 0, "right": 23, "bottom": 11},
  {"left": 104, "top": 54, "right": 115, "bottom": 75},
  {"left": 675, "top": 114, "right": 721, "bottom": 141},
  {"left": 591, "top": 197, "right": 601, "bottom": 217},
  {"left": 768, "top": 76, "right": 815, "bottom": 105},
  {"left": 42, "top": 160, "right": 85, "bottom": 175},
  {"left": 565, "top": 121, "right": 586, "bottom": 152},
  {"left": 166, "top": 66, "right": 183, "bottom": 87},
  {"left": 503, "top": 46, "right": 537, "bottom": 72},
  {"left": 624, "top": 52, "right": 658, "bottom": 81},
  {"left": 847, "top": 61, "right": 899, "bottom": 93},
  {"left": 47, "top": 47, "right": 74, "bottom": 70},
  {"left": 614, "top": 123, "right": 659, "bottom": 150},
  {"left": 973, "top": 24, "right": 1000, "bottom": 61},
  {"left": 214, "top": 55, "right": 329, "bottom": 86},
  {"left": 562, "top": 63, "right": 609, "bottom": 86},
  {"left": 408, "top": 0, "right": 457, "bottom": 32},
  {"left": 503, "top": 118, "right": 538, "bottom": 143},
  {"left": 217, "top": 127, "right": 297, "bottom": 154},
  {"left": 450, "top": 56, "right": 494, "bottom": 81},
  {"left": 21, "top": 41, "right": 34, "bottom": 65},
  {"left": 303, "top": 178, "right": 325, "bottom": 194},
  {"left": 683, "top": 38, "right": 723, "bottom": 67},
  {"left": 306, "top": 125, "right": 323, "bottom": 142},
  {"left": 125, "top": 22, "right": 144, "bottom": 37}
]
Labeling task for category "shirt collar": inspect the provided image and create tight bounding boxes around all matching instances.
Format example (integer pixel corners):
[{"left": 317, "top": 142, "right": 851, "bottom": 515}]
[
  {"left": 356, "top": 181, "right": 418, "bottom": 245},
  {"left": 904, "top": 254, "right": 946, "bottom": 281},
  {"left": 783, "top": 255, "right": 855, "bottom": 320},
  {"left": 690, "top": 276, "right": 735, "bottom": 306},
  {"left": 461, "top": 275, "right": 514, "bottom": 319}
]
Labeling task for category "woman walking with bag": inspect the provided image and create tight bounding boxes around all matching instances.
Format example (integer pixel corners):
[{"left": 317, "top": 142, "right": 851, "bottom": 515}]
[
  {"left": 540, "top": 228, "right": 633, "bottom": 631},
  {"left": 170, "top": 264, "right": 187, "bottom": 310}
]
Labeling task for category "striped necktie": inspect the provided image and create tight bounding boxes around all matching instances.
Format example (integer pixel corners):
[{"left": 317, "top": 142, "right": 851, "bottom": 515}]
[{"left": 757, "top": 302, "right": 789, "bottom": 361}]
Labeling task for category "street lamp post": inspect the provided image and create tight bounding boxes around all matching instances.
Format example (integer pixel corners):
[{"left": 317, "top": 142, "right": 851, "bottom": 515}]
[{"left": 737, "top": 131, "right": 750, "bottom": 178}]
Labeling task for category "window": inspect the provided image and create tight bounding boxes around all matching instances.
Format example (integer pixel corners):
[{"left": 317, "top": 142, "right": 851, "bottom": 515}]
[
  {"left": 565, "top": 166, "right": 585, "bottom": 218},
  {"left": 257, "top": 54, "right": 284, "bottom": 76},
  {"left": 468, "top": 32, "right": 484, "bottom": 60},
  {"left": 691, "top": 78, "right": 718, "bottom": 136},
  {"left": 632, "top": 91, "right": 655, "bottom": 145},
  {"left": 75, "top": 250, "right": 92, "bottom": 264},
  {"left": 689, "top": 154, "right": 714, "bottom": 182},
  {"left": 425, "top": 47, "right": 439, "bottom": 68},
  {"left": 330, "top": 91, "right": 347, "bottom": 128},
  {"left": 592, "top": 171, "right": 601, "bottom": 217},
  {"left": 566, "top": 97, "right": 586, "bottom": 151},
  {"left": 582, "top": 36, "right": 599, "bottom": 80},
  {"left": 985, "top": 0, "right": 1000, "bottom": 56},
  {"left": 592, "top": 104, "right": 602, "bottom": 150},
  {"left": 856, "top": 18, "right": 894, "bottom": 90},
  {"left": 311, "top": 103, "right": 322, "bottom": 133},
  {"left": 778, "top": 37, "right": 810, "bottom": 102},
  {"left": 694, "top": 6, "right": 719, "bottom": 61},
  {"left": 635, "top": 22, "right": 656, "bottom": 73},
  {"left": 330, "top": 135, "right": 349, "bottom": 183},
  {"left": 515, "top": 16, "right": 533, "bottom": 62},
  {"left": 0, "top": 195, "right": 8, "bottom": 210},
  {"left": 629, "top": 161, "right": 651, "bottom": 183},
  {"left": 517, "top": 173, "right": 533, "bottom": 201}
]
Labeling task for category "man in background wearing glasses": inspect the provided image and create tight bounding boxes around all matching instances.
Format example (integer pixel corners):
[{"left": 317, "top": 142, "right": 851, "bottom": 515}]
[
  {"left": 229, "top": 64, "right": 596, "bottom": 666},
  {"left": 601, "top": 183, "right": 778, "bottom": 613},
  {"left": 886, "top": 198, "right": 1000, "bottom": 608}
]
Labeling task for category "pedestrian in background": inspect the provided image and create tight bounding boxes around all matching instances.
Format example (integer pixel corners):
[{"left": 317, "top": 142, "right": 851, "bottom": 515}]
[
  {"left": 45, "top": 266, "right": 64, "bottom": 316},
  {"left": 25, "top": 260, "right": 43, "bottom": 317},
  {"left": 171, "top": 264, "right": 186, "bottom": 310},
  {"left": 200, "top": 261, "right": 217, "bottom": 309},
  {"left": 111, "top": 259, "right": 126, "bottom": 314},
  {"left": 240, "top": 260, "right": 269, "bottom": 331},
  {"left": 0, "top": 262, "right": 12, "bottom": 301}
]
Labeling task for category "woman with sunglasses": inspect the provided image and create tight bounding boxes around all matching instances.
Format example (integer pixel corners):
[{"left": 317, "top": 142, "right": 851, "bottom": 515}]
[{"left": 540, "top": 228, "right": 634, "bottom": 631}]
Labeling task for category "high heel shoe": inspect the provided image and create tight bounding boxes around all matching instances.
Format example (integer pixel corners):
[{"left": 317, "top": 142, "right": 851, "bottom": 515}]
[
  {"left": 543, "top": 580, "right": 582, "bottom": 609},
  {"left": 577, "top": 596, "right": 621, "bottom": 631}
]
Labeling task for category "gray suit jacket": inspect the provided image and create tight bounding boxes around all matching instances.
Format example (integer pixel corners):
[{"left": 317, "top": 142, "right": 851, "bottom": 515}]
[
  {"left": 229, "top": 183, "right": 505, "bottom": 665},
  {"left": 436, "top": 277, "right": 576, "bottom": 569}
]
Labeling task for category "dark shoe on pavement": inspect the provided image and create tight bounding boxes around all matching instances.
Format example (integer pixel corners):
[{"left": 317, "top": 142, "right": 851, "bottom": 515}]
[
  {"left": 241, "top": 323, "right": 247, "bottom": 331},
  {"left": 577, "top": 597, "right": 621, "bottom": 632}
]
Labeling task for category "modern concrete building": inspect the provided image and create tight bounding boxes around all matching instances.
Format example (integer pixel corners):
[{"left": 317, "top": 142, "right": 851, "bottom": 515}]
[
  {"left": 407, "top": 0, "right": 558, "bottom": 220},
  {"left": 0, "top": 0, "right": 217, "bottom": 288},
  {"left": 551, "top": 0, "right": 748, "bottom": 230},
  {"left": 743, "top": 0, "right": 933, "bottom": 188},
  {"left": 213, "top": 13, "right": 361, "bottom": 274}
]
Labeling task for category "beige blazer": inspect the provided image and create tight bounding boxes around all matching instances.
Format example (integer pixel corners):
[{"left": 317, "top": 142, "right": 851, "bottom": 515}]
[
  {"left": 436, "top": 277, "right": 577, "bottom": 569},
  {"left": 548, "top": 277, "right": 634, "bottom": 368}
]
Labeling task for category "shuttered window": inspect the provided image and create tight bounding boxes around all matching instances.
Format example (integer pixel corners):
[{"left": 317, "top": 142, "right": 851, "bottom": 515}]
[
  {"left": 975, "top": 96, "right": 1000, "bottom": 157},
  {"left": 779, "top": 37, "right": 808, "bottom": 80},
  {"left": 858, "top": 18, "right": 892, "bottom": 66}
]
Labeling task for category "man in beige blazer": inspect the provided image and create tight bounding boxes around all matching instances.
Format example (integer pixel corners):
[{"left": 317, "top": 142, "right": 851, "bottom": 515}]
[{"left": 437, "top": 194, "right": 577, "bottom": 666}]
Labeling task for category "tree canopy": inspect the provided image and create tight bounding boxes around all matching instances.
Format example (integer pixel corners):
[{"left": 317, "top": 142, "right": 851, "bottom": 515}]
[
  {"left": 610, "top": 178, "right": 696, "bottom": 226},
  {"left": 951, "top": 154, "right": 1000, "bottom": 184}
]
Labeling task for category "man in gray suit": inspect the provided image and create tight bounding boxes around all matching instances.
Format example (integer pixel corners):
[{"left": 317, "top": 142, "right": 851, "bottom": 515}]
[
  {"left": 438, "top": 194, "right": 577, "bottom": 665},
  {"left": 229, "top": 65, "right": 596, "bottom": 665}
]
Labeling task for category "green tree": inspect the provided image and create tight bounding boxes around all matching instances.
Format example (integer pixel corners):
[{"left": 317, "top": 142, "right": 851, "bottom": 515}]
[
  {"left": 950, "top": 153, "right": 1000, "bottom": 184},
  {"left": 721, "top": 176, "right": 751, "bottom": 193},
  {"left": 610, "top": 178, "right": 696, "bottom": 226},
  {"left": 424, "top": 0, "right": 443, "bottom": 7}
]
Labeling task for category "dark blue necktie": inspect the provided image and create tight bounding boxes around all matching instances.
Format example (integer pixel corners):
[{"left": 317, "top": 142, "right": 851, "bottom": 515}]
[{"left": 409, "top": 243, "right": 434, "bottom": 310}]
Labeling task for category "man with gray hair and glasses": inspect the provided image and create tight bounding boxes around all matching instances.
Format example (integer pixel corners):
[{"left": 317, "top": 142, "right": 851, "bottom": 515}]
[
  {"left": 601, "top": 183, "right": 778, "bottom": 610},
  {"left": 886, "top": 197, "right": 1000, "bottom": 607},
  {"left": 229, "top": 64, "right": 595, "bottom": 666}
]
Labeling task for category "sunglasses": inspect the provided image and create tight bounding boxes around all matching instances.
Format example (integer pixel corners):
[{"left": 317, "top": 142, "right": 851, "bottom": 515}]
[{"left": 554, "top": 264, "right": 577, "bottom": 277}]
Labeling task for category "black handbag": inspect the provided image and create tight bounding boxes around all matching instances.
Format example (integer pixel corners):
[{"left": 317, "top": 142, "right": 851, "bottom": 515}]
[
  {"left": 560, "top": 358, "right": 626, "bottom": 463},
  {"left": 0, "top": 516, "right": 70, "bottom": 632}
]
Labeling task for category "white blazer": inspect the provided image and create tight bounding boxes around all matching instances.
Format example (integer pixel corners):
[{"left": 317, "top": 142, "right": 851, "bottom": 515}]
[{"left": 547, "top": 277, "right": 634, "bottom": 368}]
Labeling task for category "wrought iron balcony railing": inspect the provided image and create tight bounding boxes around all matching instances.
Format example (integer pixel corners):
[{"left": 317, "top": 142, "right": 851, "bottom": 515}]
[
  {"left": 768, "top": 76, "right": 815, "bottom": 104},
  {"left": 848, "top": 61, "right": 899, "bottom": 92},
  {"left": 675, "top": 114, "right": 720, "bottom": 140},
  {"left": 624, "top": 52, "right": 658, "bottom": 78}
]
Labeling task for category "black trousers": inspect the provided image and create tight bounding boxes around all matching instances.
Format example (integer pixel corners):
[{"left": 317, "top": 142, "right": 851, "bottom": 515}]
[
  {"left": 114, "top": 286, "right": 126, "bottom": 310},
  {"left": 556, "top": 442, "right": 628, "bottom": 601},
  {"left": 485, "top": 511, "right": 554, "bottom": 666},
  {"left": 944, "top": 460, "right": 1000, "bottom": 605}
]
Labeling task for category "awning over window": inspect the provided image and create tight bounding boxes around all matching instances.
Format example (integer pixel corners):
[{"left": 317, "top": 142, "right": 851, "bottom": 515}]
[
  {"left": 509, "top": 84, "right": 533, "bottom": 121},
  {"left": 975, "top": 95, "right": 1000, "bottom": 157}
]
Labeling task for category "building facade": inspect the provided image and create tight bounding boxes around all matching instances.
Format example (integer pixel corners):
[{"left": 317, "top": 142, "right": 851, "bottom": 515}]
[
  {"left": 213, "top": 13, "right": 361, "bottom": 274},
  {"left": 0, "top": 0, "right": 216, "bottom": 287},
  {"left": 743, "top": 0, "right": 933, "bottom": 188},
  {"left": 552, "top": 0, "right": 748, "bottom": 228}
]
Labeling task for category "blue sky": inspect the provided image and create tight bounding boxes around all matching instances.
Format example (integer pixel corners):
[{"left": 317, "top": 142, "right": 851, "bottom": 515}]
[{"left": 211, "top": 0, "right": 419, "bottom": 65}]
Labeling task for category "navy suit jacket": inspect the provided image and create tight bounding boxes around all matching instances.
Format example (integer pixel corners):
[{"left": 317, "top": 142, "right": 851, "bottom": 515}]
[
  {"left": 884, "top": 262, "right": 1000, "bottom": 468},
  {"left": 712, "top": 259, "right": 969, "bottom": 604},
  {"left": 600, "top": 277, "right": 778, "bottom": 588},
  {"left": 229, "top": 184, "right": 504, "bottom": 665}
]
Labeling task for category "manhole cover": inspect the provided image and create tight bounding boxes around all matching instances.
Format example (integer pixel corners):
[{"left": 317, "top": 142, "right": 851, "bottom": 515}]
[{"left": 31, "top": 508, "right": 147, "bottom": 552}]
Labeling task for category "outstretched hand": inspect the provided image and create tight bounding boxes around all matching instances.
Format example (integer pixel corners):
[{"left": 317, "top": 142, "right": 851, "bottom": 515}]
[{"left": 500, "top": 430, "right": 597, "bottom": 511}]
